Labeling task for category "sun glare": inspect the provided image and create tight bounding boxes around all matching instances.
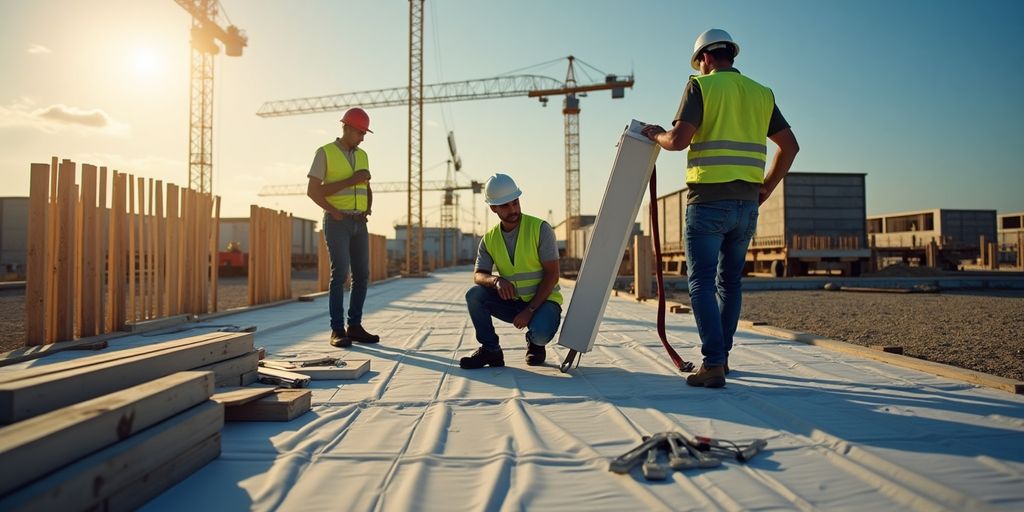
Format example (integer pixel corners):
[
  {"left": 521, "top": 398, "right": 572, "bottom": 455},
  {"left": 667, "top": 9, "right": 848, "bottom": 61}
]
[{"left": 131, "top": 47, "right": 161, "bottom": 78}]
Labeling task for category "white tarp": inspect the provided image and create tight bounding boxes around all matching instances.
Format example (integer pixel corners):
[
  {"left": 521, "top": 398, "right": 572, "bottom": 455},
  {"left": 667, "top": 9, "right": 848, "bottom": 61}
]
[{"left": 6, "top": 270, "right": 1023, "bottom": 511}]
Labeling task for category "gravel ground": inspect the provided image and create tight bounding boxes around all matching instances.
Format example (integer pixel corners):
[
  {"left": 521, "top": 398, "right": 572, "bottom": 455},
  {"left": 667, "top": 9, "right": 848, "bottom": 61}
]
[{"left": 668, "top": 288, "right": 1024, "bottom": 382}]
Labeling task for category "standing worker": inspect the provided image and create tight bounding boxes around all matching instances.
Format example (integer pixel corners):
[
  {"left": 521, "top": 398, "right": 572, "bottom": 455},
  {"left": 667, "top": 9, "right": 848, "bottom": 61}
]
[
  {"left": 306, "top": 107, "right": 381, "bottom": 348},
  {"left": 642, "top": 29, "right": 799, "bottom": 388},
  {"left": 461, "top": 173, "right": 563, "bottom": 369}
]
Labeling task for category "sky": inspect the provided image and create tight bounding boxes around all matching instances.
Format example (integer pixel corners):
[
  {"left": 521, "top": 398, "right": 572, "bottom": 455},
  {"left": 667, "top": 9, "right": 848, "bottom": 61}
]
[{"left": 1, "top": 0, "right": 1022, "bottom": 239}]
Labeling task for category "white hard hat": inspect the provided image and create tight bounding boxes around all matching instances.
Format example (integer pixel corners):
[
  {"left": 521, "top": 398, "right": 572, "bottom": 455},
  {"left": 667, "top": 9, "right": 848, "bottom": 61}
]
[
  {"left": 691, "top": 28, "right": 739, "bottom": 70},
  {"left": 483, "top": 173, "right": 522, "bottom": 205}
]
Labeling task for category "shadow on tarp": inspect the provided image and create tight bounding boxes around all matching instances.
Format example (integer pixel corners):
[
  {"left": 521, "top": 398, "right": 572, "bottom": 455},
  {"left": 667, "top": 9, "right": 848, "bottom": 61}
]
[{"left": 353, "top": 341, "right": 1024, "bottom": 469}]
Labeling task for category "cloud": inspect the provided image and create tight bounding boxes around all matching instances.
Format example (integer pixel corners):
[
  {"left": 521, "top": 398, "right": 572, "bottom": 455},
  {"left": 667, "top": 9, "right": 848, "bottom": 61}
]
[
  {"left": 27, "top": 44, "right": 51, "bottom": 55},
  {"left": 0, "top": 99, "right": 129, "bottom": 135}
]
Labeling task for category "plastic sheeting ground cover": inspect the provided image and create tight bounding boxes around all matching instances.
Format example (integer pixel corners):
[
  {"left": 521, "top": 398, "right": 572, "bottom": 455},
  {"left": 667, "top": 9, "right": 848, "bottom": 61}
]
[{"left": 12, "top": 268, "right": 1020, "bottom": 511}]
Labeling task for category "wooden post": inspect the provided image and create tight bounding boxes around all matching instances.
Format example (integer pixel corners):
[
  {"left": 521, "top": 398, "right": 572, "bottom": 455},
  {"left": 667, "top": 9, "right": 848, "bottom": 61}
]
[
  {"left": 979, "top": 234, "right": 987, "bottom": 266},
  {"left": 988, "top": 242, "right": 998, "bottom": 270},
  {"left": 633, "top": 234, "right": 653, "bottom": 300},
  {"left": 80, "top": 164, "right": 98, "bottom": 337},
  {"left": 47, "top": 157, "right": 58, "bottom": 341},
  {"left": 55, "top": 159, "right": 76, "bottom": 341},
  {"left": 97, "top": 167, "right": 107, "bottom": 334},
  {"left": 127, "top": 176, "right": 136, "bottom": 324},
  {"left": 26, "top": 164, "right": 51, "bottom": 345},
  {"left": 166, "top": 185, "right": 179, "bottom": 316},
  {"left": 211, "top": 196, "right": 220, "bottom": 312},
  {"left": 1018, "top": 232, "right": 1023, "bottom": 269},
  {"left": 155, "top": 181, "right": 164, "bottom": 317},
  {"left": 137, "top": 177, "right": 147, "bottom": 320},
  {"left": 248, "top": 205, "right": 257, "bottom": 306}
]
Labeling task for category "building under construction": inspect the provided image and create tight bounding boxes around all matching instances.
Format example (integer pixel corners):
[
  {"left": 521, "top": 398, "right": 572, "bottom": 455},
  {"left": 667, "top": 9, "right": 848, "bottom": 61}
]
[{"left": 867, "top": 208, "right": 997, "bottom": 269}]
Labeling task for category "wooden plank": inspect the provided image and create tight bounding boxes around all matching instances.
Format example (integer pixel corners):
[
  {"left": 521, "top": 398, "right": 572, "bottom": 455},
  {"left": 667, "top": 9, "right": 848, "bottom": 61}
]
[
  {"left": 210, "top": 386, "right": 276, "bottom": 406},
  {"left": 0, "top": 371, "right": 213, "bottom": 496},
  {"left": 103, "top": 432, "right": 220, "bottom": 511},
  {"left": 870, "top": 345, "right": 904, "bottom": 354},
  {"left": 295, "top": 360, "right": 369, "bottom": 380},
  {"left": 127, "top": 175, "right": 136, "bottom": 324},
  {"left": 138, "top": 177, "right": 147, "bottom": 320},
  {"left": 125, "top": 313, "right": 191, "bottom": 333},
  {"left": 750, "top": 324, "right": 1024, "bottom": 394},
  {"left": 98, "top": 167, "right": 107, "bottom": 334},
  {"left": 0, "top": 400, "right": 223, "bottom": 512},
  {"left": 0, "top": 331, "right": 243, "bottom": 383},
  {"left": 211, "top": 195, "right": 220, "bottom": 312},
  {"left": 55, "top": 159, "right": 76, "bottom": 341},
  {"left": 46, "top": 157, "right": 58, "bottom": 342},
  {"left": 167, "top": 184, "right": 179, "bottom": 316},
  {"left": 156, "top": 181, "right": 164, "bottom": 317},
  {"left": 80, "top": 164, "right": 98, "bottom": 337},
  {"left": 0, "top": 336, "right": 110, "bottom": 368},
  {"left": 224, "top": 388, "right": 311, "bottom": 422},
  {"left": 257, "top": 366, "right": 311, "bottom": 388},
  {"left": 195, "top": 350, "right": 260, "bottom": 387},
  {"left": 26, "top": 163, "right": 51, "bottom": 346},
  {"left": 0, "top": 332, "right": 252, "bottom": 423}
]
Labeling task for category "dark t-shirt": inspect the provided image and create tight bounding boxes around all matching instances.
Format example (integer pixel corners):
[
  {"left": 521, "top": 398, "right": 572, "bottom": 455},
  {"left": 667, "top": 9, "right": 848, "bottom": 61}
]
[{"left": 674, "top": 68, "right": 790, "bottom": 204}]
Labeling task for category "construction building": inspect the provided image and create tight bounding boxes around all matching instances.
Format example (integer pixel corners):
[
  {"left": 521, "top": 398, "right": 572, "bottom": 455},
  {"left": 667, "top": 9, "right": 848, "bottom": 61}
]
[
  {"left": 867, "top": 208, "right": 997, "bottom": 269},
  {"left": 998, "top": 212, "right": 1024, "bottom": 266},
  {"left": 390, "top": 225, "right": 477, "bottom": 267},
  {"left": 0, "top": 197, "right": 28, "bottom": 281},
  {"left": 649, "top": 172, "right": 871, "bottom": 277},
  {"left": 218, "top": 216, "right": 319, "bottom": 271}
]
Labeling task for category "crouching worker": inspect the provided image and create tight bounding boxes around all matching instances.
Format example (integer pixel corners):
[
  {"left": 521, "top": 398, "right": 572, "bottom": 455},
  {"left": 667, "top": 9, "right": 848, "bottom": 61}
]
[{"left": 461, "top": 173, "right": 563, "bottom": 369}]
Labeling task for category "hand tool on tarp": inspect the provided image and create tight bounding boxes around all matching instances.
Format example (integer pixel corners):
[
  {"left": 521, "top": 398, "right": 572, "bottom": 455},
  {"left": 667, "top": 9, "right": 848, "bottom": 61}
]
[{"left": 609, "top": 431, "right": 766, "bottom": 478}]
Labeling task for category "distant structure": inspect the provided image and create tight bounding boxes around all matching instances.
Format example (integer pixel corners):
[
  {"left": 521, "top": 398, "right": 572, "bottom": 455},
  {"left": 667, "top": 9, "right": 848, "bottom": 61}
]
[
  {"left": 0, "top": 197, "right": 28, "bottom": 280},
  {"left": 997, "top": 212, "right": 1024, "bottom": 267},
  {"left": 867, "top": 208, "right": 996, "bottom": 269}
]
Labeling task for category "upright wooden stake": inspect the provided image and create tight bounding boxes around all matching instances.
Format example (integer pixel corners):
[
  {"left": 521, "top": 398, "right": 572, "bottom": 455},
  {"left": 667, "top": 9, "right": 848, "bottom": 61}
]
[
  {"left": 26, "top": 164, "right": 51, "bottom": 346},
  {"left": 55, "top": 159, "right": 76, "bottom": 341},
  {"left": 98, "top": 167, "right": 107, "bottom": 333},
  {"left": 80, "top": 164, "right": 98, "bottom": 337}
]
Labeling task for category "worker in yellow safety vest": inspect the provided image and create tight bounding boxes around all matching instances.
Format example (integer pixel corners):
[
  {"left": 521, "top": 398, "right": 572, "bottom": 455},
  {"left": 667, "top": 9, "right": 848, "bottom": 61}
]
[
  {"left": 461, "top": 173, "right": 563, "bottom": 369},
  {"left": 306, "top": 107, "right": 381, "bottom": 348},
  {"left": 642, "top": 29, "right": 800, "bottom": 388}
]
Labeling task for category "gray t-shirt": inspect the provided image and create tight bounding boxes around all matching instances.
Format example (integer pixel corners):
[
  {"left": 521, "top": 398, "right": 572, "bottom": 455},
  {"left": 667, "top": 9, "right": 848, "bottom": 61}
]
[
  {"left": 307, "top": 138, "right": 363, "bottom": 181},
  {"left": 475, "top": 220, "right": 558, "bottom": 272}
]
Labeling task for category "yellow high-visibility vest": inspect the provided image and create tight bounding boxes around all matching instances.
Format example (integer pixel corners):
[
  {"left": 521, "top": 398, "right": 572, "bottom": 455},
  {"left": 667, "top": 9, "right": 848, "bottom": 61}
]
[
  {"left": 483, "top": 214, "right": 563, "bottom": 305},
  {"left": 322, "top": 142, "right": 369, "bottom": 212},
  {"left": 687, "top": 71, "right": 774, "bottom": 184}
]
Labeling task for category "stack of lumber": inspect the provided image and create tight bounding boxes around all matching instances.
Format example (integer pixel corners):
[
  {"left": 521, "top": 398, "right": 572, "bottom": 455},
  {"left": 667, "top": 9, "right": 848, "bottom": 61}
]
[
  {"left": 0, "top": 331, "right": 263, "bottom": 510},
  {"left": 0, "top": 371, "right": 221, "bottom": 511}
]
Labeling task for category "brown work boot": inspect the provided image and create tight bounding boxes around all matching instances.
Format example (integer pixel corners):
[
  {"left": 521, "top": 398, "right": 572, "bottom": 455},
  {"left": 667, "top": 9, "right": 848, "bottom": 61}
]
[
  {"left": 525, "top": 341, "right": 546, "bottom": 366},
  {"left": 329, "top": 329, "right": 351, "bottom": 348},
  {"left": 346, "top": 324, "right": 380, "bottom": 344},
  {"left": 686, "top": 365, "right": 726, "bottom": 388}
]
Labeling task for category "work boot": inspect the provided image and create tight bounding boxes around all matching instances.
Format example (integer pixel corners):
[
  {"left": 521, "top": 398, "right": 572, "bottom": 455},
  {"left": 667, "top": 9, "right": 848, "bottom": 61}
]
[
  {"left": 525, "top": 341, "right": 546, "bottom": 366},
  {"left": 346, "top": 324, "right": 380, "bottom": 344},
  {"left": 686, "top": 365, "right": 726, "bottom": 388},
  {"left": 459, "top": 348, "right": 505, "bottom": 369},
  {"left": 329, "top": 329, "right": 351, "bottom": 348}
]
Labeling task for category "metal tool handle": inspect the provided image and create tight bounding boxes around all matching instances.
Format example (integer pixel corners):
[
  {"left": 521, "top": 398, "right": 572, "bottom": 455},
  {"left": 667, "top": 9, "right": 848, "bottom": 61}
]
[
  {"left": 642, "top": 448, "right": 668, "bottom": 480},
  {"left": 608, "top": 434, "right": 666, "bottom": 474},
  {"left": 738, "top": 439, "right": 767, "bottom": 462}
]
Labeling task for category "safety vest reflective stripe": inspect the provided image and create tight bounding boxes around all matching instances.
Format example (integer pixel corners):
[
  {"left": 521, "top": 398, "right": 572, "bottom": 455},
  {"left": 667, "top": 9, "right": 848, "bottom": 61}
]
[
  {"left": 482, "top": 214, "right": 563, "bottom": 305},
  {"left": 514, "top": 283, "right": 560, "bottom": 296},
  {"left": 687, "top": 155, "right": 766, "bottom": 169},
  {"left": 690, "top": 140, "right": 767, "bottom": 153}
]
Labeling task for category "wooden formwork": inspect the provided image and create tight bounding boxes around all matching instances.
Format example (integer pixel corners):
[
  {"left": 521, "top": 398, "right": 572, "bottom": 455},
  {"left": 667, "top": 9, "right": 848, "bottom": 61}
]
[
  {"left": 25, "top": 158, "right": 221, "bottom": 346},
  {"left": 248, "top": 206, "right": 293, "bottom": 305},
  {"left": 316, "top": 231, "right": 389, "bottom": 293}
]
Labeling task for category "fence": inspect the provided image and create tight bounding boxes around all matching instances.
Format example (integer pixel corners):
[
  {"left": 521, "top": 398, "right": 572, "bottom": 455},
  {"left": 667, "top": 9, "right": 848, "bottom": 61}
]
[
  {"left": 248, "top": 206, "right": 292, "bottom": 305},
  {"left": 26, "top": 158, "right": 221, "bottom": 346},
  {"left": 317, "top": 231, "right": 389, "bottom": 292}
]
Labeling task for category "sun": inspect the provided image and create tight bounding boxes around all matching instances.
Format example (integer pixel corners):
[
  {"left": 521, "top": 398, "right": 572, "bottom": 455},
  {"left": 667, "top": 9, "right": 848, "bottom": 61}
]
[{"left": 131, "top": 47, "right": 162, "bottom": 78}]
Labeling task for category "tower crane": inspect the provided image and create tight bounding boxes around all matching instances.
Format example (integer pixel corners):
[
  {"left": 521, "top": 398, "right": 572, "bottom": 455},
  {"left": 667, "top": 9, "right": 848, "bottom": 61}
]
[
  {"left": 256, "top": 61, "right": 633, "bottom": 273},
  {"left": 173, "top": 0, "right": 247, "bottom": 194}
]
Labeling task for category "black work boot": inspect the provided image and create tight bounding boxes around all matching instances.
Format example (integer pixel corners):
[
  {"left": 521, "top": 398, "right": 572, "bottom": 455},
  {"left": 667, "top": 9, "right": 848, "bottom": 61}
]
[
  {"left": 686, "top": 365, "right": 726, "bottom": 388},
  {"left": 330, "top": 329, "right": 351, "bottom": 348},
  {"left": 346, "top": 324, "right": 380, "bottom": 344},
  {"left": 525, "top": 341, "right": 546, "bottom": 366},
  {"left": 459, "top": 348, "right": 505, "bottom": 369}
]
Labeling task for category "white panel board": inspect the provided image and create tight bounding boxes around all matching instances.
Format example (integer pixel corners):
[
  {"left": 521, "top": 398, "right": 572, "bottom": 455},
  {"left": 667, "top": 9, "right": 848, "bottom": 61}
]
[{"left": 557, "top": 120, "right": 659, "bottom": 355}]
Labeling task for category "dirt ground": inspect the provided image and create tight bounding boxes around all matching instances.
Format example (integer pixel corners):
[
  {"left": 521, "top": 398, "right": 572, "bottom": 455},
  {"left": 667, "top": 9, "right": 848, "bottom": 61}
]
[{"left": 668, "top": 288, "right": 1024, "bottom": 382}]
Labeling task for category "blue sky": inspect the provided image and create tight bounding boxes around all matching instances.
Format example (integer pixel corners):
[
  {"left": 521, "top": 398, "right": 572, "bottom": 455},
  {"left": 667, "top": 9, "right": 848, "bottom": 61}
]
[{"left": 1, "top": 0, "right": 1022, "bottom": 238}]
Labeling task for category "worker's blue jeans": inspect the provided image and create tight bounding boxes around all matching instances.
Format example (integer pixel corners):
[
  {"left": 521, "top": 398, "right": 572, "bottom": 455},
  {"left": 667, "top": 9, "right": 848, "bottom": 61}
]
[
  {"left": 324, "top": 214, "right": 370, "bottom": 331},
  {"left": 684, "top": 200, "right": 759, "bottom": 367},
  {"left": 465, "top": 285, "right": 562, "bottom": 352}
]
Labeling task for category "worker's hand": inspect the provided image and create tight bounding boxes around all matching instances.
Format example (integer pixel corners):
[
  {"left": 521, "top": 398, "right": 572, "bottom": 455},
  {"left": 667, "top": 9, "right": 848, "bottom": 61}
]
[
  {"left": 513, "top": 308, "right": 533, "bottom": 329},
  {"left": 641, "top": 124, "right": 666, "bottom": 141},
  {"left": 758, "top": 184, "right": 771, "bottom": 206},
  {"left": 329, "top": 210, "right": 345, "bottom": 221},
  {"left": 352, "top": 170, "right": 371, "bottom": 183},
  {"left": 494, "top": 277, "right": 517, "bottom": 300}
]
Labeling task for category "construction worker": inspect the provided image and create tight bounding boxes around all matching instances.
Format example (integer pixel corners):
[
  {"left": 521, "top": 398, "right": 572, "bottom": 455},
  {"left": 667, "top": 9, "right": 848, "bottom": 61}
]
[
  {"left": 642, "top": 29, "right": 799, "bottom": 388},
  {"left": 461, "top": 173, "right": 563, "bottom": 369},
  {"left": 306, "top": 107, "right": 381, "bottom": 348}
]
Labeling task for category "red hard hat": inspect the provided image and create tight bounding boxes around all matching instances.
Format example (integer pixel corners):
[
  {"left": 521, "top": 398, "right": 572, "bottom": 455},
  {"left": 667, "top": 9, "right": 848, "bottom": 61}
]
[{"left": 340, "top": 107, "right": 372, "bottom": 133}]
